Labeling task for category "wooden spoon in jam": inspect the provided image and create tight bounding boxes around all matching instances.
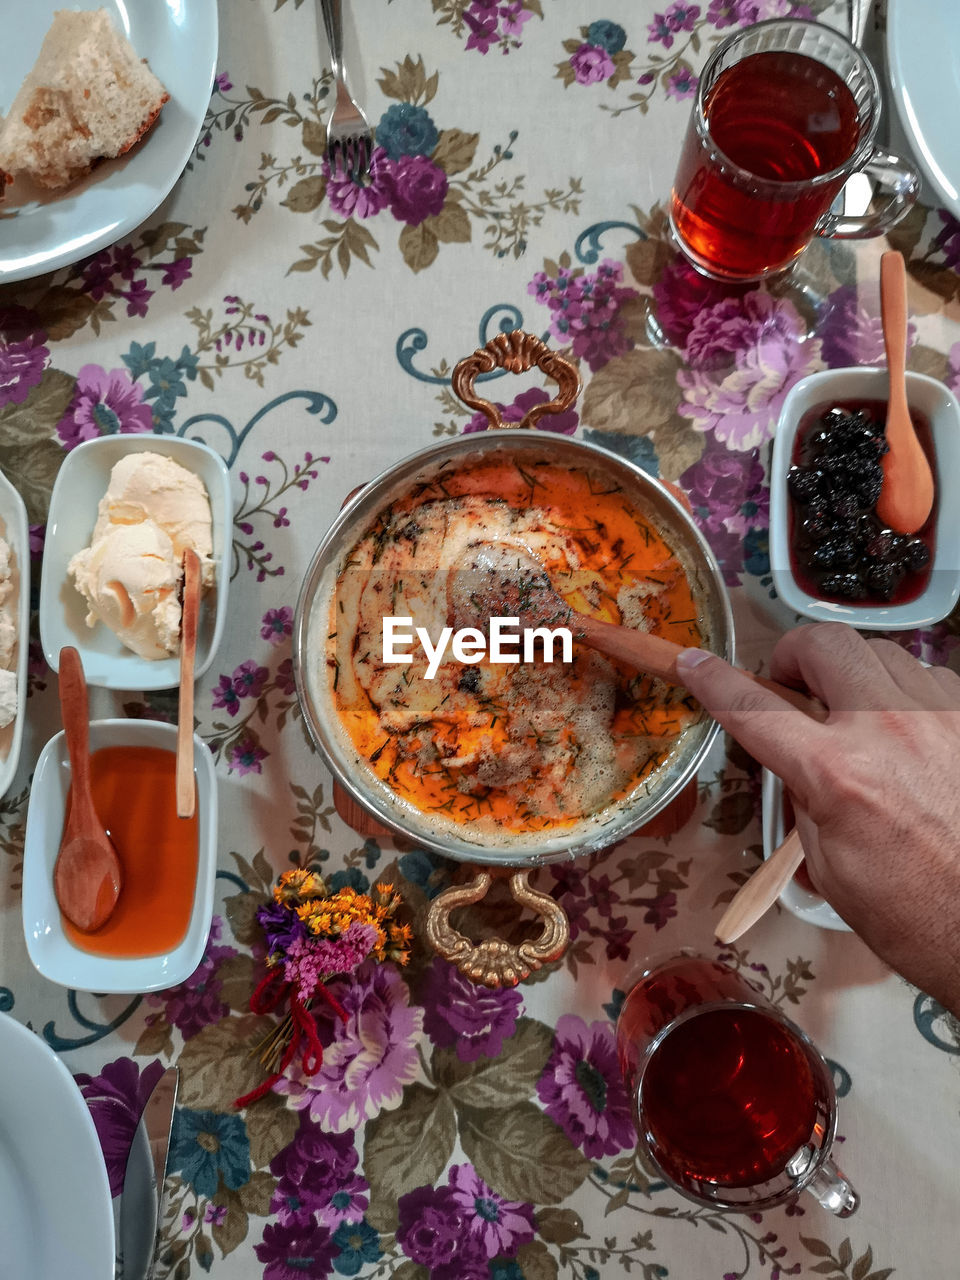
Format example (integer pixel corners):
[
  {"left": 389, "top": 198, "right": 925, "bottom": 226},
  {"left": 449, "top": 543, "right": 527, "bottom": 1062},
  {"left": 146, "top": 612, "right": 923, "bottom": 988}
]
[
  {"left": 875, "top": 250, "right": 934, "bottom": 535},
  {"left": 53, "top": 646, "right": 122, "bottom": 932}
]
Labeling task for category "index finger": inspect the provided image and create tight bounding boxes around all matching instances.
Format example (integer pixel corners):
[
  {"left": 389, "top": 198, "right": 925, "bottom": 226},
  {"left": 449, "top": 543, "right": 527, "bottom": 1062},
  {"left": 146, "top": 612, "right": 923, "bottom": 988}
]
[{"left": 675, "top": 648, "right": 826, "bottom": 790}]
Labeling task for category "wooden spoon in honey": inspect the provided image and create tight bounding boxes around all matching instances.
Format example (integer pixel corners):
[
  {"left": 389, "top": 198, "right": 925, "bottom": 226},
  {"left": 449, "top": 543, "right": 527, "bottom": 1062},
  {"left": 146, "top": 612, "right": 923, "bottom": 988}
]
[
  {"left": 448, "top": 541, "right": 815, "bottom": 715},
  {"left": 875, "top": 250, "right": 934, "bottom": 535},
  {"left": 53, "top": 646, "right": 122, "bottom": 932}
]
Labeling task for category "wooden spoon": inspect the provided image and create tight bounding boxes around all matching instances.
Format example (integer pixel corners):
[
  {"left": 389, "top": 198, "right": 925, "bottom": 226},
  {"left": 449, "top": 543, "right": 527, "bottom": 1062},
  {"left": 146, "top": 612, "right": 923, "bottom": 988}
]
[
  {"left": 53, "top": 646, "right": 122, "bottom": 932},
  {"left": 176, "top": 548, "right": 200, "bottom": 819},
  {"left": 715, "top": 827, "right": 805, "bottom": 944},
  {"left": 875, "top": 250, "right": 934, "bottom": 535}
]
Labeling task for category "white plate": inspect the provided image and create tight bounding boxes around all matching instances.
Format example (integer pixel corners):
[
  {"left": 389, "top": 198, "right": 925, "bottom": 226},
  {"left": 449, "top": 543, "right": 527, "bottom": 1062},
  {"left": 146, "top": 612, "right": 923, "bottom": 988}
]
[
  {"left": 40, "top": 434, "right": 232, "bottom": 690},
  {"left": 0, "top": 1011, "right": 114, "bottom": 1279},
  {"left": 0, "top": 0, "right": 218, "bottom": 283},
  {"left": 887, "top": 0, "right": 960, "bottom": 219},
  {"left": 0, "top": 469, "right": 28, "bottom": 799},
  {"left": 22, "top": 717, "right": 218, "bottom": 993}
]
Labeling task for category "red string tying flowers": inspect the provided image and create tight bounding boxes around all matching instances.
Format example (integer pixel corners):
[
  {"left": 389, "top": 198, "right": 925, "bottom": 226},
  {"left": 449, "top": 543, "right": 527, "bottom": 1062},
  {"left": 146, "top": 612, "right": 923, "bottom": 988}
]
[{"left": 234, "top": 869, "right": 411, "bottom": 1108}]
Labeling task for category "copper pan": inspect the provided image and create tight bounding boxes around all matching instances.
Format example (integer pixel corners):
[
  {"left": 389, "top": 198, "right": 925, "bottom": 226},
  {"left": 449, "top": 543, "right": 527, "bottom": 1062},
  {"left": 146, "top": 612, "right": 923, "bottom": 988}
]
[{"left": 292, "top": 332, "right": 734, "bottom": 986}]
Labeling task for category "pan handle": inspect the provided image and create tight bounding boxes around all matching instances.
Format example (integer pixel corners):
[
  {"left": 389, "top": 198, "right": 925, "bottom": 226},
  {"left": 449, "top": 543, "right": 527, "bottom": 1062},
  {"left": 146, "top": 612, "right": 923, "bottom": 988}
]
[
  {"left": 451, "top": 331, "right": 581, "bottom": 430},
  {"left": 424, "top": 866, "right": 570, "bottom": 987}
]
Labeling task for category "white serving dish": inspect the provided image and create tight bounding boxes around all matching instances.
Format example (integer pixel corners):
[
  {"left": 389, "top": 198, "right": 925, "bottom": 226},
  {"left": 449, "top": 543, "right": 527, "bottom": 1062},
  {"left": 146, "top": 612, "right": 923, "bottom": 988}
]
[
  {"left": 770, "top": 367, "right": 960, "bottom": 630},
  {"left": 761, "top": 768, "right": 850, "bottom": 932},
  {"left": 22, "top": 717, "right": 218, "bottom": 993},
  {"left": 0, "top": 1011, "right": 115, "bottom": 1279},
  {"left": 0, "top": 0, "right": 218, "bottom": 282},
  {"left": 887, "top": 0, "right": 960, "bottom": 220},
  {"left": 39, "top": 434, "right": 232, "bottom": 689},
  {"left": 0, "top": 467, "right": 29, "bottom": 799}
]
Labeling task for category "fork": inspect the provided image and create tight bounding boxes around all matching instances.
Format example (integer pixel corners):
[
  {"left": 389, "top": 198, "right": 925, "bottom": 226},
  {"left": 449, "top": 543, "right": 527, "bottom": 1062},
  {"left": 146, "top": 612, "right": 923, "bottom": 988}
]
[{"left": 318, "top": 0, "right": 374, "bottom": 181}]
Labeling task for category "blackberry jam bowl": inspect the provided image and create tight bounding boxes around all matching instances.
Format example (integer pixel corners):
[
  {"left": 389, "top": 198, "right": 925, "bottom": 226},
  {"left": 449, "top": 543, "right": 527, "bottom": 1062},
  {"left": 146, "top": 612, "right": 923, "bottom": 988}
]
[{"left": 771, "top": 368, "right": 960, "bottom": 629}]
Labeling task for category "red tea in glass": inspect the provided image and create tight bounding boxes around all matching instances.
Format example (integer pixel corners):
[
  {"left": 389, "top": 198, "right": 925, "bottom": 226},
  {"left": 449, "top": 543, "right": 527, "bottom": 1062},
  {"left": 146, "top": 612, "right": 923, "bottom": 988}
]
[
  {"left": 668, "top": 20, "right": 918, "bottom": 281},
  {"left": 616, "top": 955, "right": 858, "bottom": 1213},
  {"left": 672, "top": 52, "right": 858, "bottom": 280}
]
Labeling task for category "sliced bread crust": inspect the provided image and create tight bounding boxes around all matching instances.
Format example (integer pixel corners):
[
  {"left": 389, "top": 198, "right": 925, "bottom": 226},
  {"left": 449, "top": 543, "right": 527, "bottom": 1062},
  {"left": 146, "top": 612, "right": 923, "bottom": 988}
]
[{"left": 0, "top": 8, "right": 169, "bottom": 190}]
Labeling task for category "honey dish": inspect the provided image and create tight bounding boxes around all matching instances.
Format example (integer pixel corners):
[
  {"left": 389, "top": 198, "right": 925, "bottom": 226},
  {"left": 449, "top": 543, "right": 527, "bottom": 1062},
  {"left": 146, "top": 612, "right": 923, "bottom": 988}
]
[
  {"left": 770, "top": 366, "right": 960, "bottom": 629},
  {"left": 22, "top": 716, "right": 218, "bottom": 993}
]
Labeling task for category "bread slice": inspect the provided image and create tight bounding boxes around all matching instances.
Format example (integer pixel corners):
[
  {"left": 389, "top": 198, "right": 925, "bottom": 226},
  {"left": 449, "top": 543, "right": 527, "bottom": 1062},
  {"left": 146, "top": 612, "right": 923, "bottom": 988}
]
[{"left": 0, "top": 8, "right": 169, "bottom": 190}]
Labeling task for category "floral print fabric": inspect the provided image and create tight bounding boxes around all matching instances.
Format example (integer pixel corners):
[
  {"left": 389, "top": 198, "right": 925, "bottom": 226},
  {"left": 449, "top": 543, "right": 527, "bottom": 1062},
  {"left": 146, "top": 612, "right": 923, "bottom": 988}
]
[{"left": 1, "top": 1, "right": 959, "bottom": 1277}]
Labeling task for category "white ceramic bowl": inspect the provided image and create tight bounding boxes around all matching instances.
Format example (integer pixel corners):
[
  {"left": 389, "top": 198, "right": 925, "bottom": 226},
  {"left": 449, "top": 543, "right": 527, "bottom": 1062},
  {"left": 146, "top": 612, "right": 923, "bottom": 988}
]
[
  {"left": 22, "top": 718, "right": 218, "bottom": 993},
  {"left": 0, "top": 467, "right": 29, "bottom": 799},
  {"left": 39, "top": 435, "right": 232, "bottom": 689},
  {"left": 761, "top": 767, "right": 850, "bottom": 932},
  {"left": 770, "top": 367, "right": 960, "bottom": 630}
]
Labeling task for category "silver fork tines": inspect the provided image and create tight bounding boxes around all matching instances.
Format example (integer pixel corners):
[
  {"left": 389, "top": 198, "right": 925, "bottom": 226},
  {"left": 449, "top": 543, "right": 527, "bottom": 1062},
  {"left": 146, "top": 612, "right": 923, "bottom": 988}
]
[
  {"left": 328, "top": 130, "right": 370, "bottom": 183},
  {"left": 318, "top": 0, "right": 374, "bottom": 182}
]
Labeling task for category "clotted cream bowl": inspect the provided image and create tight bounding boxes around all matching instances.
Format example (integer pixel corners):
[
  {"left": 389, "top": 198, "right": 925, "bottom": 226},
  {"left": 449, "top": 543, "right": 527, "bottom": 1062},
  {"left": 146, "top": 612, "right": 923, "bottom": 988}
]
[{"left": 292, "top": 333, "right": 734, "bottom": 986}]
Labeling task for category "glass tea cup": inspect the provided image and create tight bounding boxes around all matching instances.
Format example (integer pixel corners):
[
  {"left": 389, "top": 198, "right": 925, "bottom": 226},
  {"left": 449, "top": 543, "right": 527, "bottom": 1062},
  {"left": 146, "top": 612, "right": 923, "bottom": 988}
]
[
  {"left": 669, "top": 18, "right": 919, "bottom": 282},
  {"left": 616, "top": 953, "right": 858, "bottom": 1216}
]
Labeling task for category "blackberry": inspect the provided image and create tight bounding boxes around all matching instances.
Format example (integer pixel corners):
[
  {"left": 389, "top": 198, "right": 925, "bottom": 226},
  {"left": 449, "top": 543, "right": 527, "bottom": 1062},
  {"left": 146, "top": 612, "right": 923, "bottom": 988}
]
[
  {"left": 801, "top": 514, "right": 833, "bottom": 543},
  {"left": 830, "top": 491, "right": 861, "bottom": 522},
  {"left": 820, "top": 573, "right": 865, "bottom": 599},
  {"left": 820, "top": 453, "right": 853, "bottom": 477},
  {"left": 865, "top": 562, "right": 900, "bottom": 598},
  {"left": 787, "top": 466, "right": 823, "bottom": 503},
  {"left": 902, "top": 538, "right": 931, "bottom": 572},
  {"left": 833, "top": 539, "right": 859, "bottom": 567},
  {"left": 865, "top": 530, "right": 898, "bottom": 563},
  {"left": 888, "top": 534, "right": 908, "bottom": 561},
  {"left": 854, "top": 464, "right": 884, "bottom": 508},
  {"left": 810, "top": 541, "right": 843, "bottom": 569}
]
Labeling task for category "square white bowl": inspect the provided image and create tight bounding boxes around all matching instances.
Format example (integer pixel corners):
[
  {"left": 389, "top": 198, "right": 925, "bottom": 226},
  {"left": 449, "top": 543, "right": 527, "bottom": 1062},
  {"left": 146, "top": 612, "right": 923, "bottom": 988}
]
[
  {"left": 39, "top": 435, "right": 232, "bottom": 689},
  {"left": 22, "top": 717, "right": 218, "bottom": 993},
  {"left": 770, "top": 367, "right": 960, "bottom": 630},
  {"left": 761, "top": 768, "right": 850, "bottom": 932},
  {"left": 0, "top": 467, "right": 29, "bottom": 799}
]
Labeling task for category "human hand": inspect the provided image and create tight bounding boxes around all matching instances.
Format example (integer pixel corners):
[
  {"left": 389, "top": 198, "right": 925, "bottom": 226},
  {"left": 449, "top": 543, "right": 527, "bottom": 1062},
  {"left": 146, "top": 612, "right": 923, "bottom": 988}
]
[{"left": 675, "top": 622, "right": 960, "bottom": 1016}]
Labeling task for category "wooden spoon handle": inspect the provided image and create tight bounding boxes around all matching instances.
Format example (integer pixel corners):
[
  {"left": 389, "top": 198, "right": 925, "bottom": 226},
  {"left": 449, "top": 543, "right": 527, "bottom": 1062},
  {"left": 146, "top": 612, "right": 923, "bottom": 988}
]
[
  {"left": 881, "top": 250, "right": 908, "bottom": 415},
  {"left": 715, "top": 827, "right": 805, "bottom": 944},
  {"left": 176, "top": 549, "right": 200, "bottom": 818},
  {"left": 58, "top": 646, "right": 95, "bottom": 815},
  {"left": 576, "top": 616, "right": 825, "bottom": 720}
]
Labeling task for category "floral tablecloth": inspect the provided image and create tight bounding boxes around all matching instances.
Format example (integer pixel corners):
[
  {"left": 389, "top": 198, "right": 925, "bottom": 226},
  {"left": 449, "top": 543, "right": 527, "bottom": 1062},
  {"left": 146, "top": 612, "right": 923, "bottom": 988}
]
[{"left": 2, "top": 1, "right": 960, "bottom": 1277}]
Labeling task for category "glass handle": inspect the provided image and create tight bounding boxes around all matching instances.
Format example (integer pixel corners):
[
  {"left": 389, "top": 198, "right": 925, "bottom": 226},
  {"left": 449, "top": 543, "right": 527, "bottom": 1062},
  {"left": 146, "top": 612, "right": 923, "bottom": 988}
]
[
  {"left": 803, "top": 1156, "right": 859, "bottom": 1217},
  {"left": 817, "top": 147, "right": 920, "bottom": 239}
]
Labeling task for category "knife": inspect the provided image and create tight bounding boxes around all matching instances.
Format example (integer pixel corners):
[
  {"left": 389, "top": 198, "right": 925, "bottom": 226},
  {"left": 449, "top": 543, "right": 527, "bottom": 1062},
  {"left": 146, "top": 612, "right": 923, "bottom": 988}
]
[{"left": 118, "top": 1066, "right": 179, "bottom": 1280}]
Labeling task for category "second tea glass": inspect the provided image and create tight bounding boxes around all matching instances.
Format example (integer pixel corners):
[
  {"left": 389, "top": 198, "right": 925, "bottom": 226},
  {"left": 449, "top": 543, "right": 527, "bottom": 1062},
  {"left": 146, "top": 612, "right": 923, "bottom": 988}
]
[{"left": 616, "top": 954, "right": 858, "bottom": 1216}]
